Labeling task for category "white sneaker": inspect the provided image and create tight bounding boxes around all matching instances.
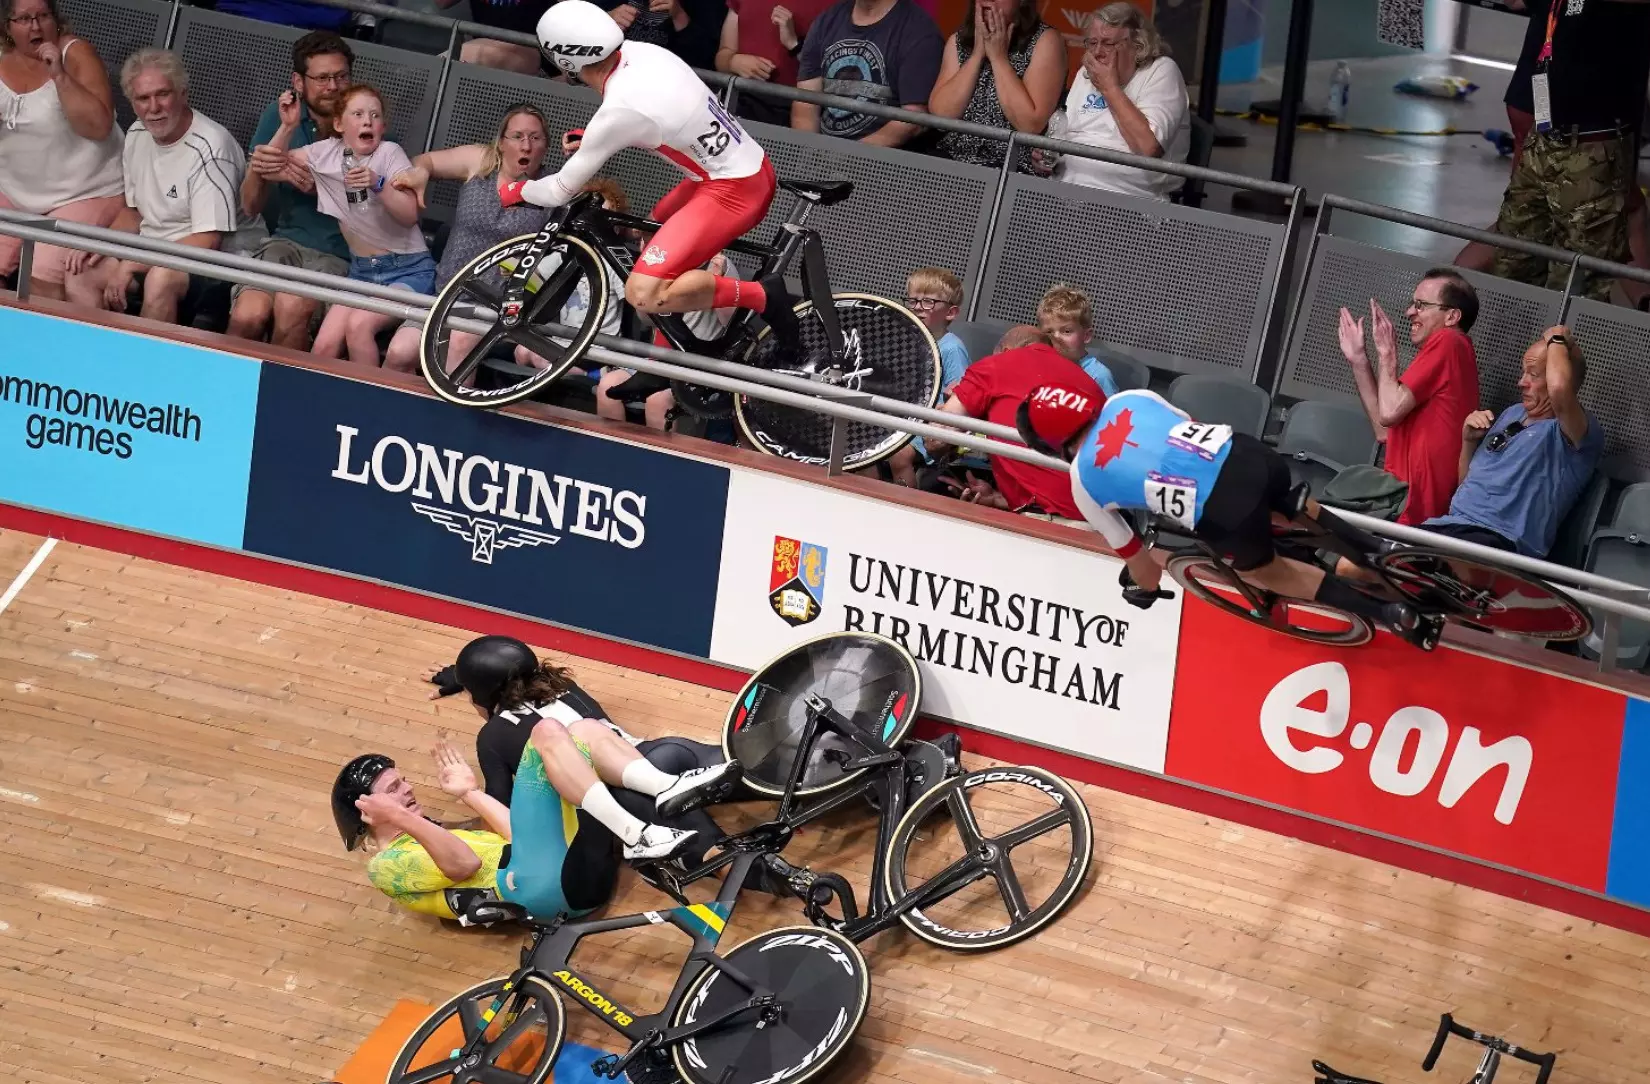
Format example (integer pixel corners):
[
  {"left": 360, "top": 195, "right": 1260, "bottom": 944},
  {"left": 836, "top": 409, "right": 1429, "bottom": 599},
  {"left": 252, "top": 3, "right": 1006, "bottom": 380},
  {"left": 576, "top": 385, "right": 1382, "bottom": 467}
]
[
  {"left": 654, "top": 760, "right": 744, "bottom": 819},
  {"left": 623, "top": 824, "right": 698, "bottom": 863}
]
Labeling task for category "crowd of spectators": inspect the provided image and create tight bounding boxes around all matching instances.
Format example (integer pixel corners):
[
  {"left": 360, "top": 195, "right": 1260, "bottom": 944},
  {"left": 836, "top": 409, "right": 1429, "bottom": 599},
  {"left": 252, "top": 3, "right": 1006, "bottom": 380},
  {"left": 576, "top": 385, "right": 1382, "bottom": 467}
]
[{"left": 0, "top": 0, "right": 1633, "bottom": 575}]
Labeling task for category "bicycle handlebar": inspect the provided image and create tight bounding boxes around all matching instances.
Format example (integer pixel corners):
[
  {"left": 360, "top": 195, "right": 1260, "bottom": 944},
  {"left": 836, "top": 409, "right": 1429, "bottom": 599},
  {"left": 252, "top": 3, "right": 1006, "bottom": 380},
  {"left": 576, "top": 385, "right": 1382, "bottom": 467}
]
[{"left": 1422, "top": 1014, "right": 1557, "bottom": 1084}]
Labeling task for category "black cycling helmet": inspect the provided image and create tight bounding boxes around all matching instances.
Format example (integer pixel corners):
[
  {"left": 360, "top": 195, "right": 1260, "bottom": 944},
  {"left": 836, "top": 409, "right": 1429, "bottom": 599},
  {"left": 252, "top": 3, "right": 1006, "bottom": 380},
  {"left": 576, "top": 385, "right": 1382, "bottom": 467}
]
[
  {"left": 332, "top": 753, "right": 395, "bottom": 851},
  {"left": 434, "top": 634, "right": 540, "bottom": 713}
]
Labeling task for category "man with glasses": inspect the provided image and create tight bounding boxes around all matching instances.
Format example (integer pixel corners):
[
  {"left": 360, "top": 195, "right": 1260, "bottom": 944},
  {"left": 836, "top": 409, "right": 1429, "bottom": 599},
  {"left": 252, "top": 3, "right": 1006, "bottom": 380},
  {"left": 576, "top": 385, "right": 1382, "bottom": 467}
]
[
  {"left": 1421, "top": 327, "right": 1602, "bottom": 558},
  {"left": 227, "top": 31, "right": 355, "bottom": 350},
  {"left": 1336, "top": 269, "right": 1481, "bottom": 525}
]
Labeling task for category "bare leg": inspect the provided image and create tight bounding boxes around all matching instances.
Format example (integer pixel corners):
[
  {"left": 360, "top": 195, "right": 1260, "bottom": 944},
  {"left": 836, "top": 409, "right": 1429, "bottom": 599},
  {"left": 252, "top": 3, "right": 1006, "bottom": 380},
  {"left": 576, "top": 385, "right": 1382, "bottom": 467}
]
[
  {"left": 567, "top": 717, "right": 651, "bottom": 787},
  {"left": 643, "top": 389, "right": 674, "bottom": 431},
  {"left": 889, "top": 444, "right": 919, "bottom": 487},
  {"left": 272, "top": 293, "right": 321, "bottom": 350},
  {"left": 228, "top": 289, "right": 274, "bottom": 341}
]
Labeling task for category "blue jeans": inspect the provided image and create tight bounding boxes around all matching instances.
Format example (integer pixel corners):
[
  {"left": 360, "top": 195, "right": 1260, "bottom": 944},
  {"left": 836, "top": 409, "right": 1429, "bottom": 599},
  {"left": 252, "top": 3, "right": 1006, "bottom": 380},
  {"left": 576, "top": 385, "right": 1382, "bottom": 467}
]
[{"left": 350, "top": 251, "right": 437, "bottom": 294}]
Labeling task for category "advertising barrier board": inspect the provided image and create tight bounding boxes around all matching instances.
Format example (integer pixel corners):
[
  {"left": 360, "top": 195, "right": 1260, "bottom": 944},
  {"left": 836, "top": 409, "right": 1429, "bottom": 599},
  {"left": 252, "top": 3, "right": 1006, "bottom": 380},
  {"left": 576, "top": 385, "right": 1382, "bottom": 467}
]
[
  {"left": 243, "top": 365, "right": 730, "bottom": 657},
  {"left": 1166, "top": 599, "right": 1627, "bottom": 890},
  {"left": 0, "top": 307, "right": 259, "bottom": 548},
  {"left": 708, "top": 470, "right": 1182, "bottom": 771}
]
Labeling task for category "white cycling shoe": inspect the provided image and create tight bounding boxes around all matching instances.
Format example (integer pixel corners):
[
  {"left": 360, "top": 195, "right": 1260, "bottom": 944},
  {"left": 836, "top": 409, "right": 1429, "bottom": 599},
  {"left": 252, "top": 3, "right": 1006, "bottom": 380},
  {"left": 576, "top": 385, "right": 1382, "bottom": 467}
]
[
  {"left": 654, "top": 760, "right": 744, "bottom": 819},
  {"left": 623, "top": 824, "right": 699, "bottom": 863}
]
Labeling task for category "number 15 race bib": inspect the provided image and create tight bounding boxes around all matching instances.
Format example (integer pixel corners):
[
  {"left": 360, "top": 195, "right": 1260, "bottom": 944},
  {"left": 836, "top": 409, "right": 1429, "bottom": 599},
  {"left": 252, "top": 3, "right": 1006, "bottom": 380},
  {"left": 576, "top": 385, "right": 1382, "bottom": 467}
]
[
  {"left": 1167, "top": 420, "right": 1233, "bottom": 460},
  {"left": 1145, "top": 471, "right": 1199, "bottom": 530}
]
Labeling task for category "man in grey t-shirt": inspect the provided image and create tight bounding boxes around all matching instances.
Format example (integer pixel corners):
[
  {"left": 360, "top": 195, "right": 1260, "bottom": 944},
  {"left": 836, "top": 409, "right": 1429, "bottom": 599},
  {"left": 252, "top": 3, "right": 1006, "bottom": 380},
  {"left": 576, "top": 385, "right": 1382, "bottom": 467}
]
[{"left": 792, "top": 0, "right": 942, "bottom": 145}]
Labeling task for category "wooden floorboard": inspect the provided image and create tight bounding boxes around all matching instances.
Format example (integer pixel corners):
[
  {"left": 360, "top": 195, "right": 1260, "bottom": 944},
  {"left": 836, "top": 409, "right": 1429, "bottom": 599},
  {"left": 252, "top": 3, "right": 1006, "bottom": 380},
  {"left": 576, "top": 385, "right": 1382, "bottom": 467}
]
[{"left": 2, "top": 529, "right": 1648, "bottom": 1084}]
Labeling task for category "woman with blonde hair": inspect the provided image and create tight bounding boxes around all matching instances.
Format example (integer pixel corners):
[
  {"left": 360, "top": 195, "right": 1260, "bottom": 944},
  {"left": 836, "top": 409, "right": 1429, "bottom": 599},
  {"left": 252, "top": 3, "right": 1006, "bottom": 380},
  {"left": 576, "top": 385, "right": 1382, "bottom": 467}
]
[
  {"left": 0, "top": 0, "right": 125, "bottom": 299},
  {"left": 382, "top": 102, "right": 624, "bottom": 375}
]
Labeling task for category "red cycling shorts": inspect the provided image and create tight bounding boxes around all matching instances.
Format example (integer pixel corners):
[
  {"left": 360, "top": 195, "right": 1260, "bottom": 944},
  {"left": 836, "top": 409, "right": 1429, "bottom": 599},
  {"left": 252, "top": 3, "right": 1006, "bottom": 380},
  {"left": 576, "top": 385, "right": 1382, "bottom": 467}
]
[{"left": 637, "top": 158, "right": 776, "bottom": 279}]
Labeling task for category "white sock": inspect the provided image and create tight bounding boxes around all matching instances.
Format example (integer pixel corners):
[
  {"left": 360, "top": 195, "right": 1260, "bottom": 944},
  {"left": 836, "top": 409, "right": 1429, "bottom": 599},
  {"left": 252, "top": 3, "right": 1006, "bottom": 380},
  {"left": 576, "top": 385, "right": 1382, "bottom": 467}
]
[
  {"left": 580, "top": 781, "right": 648, "bottom": 846},
  {"left": 621, "top": 758, "right": 678, "bottom": 798}
]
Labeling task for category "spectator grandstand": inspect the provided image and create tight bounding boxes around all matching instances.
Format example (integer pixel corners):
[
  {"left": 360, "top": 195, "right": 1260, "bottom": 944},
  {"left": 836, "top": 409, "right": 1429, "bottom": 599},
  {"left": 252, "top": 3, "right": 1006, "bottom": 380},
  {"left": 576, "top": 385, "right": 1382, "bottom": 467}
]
[{"left": 4, "top": 0, "right": 1650, "bottom": 673}]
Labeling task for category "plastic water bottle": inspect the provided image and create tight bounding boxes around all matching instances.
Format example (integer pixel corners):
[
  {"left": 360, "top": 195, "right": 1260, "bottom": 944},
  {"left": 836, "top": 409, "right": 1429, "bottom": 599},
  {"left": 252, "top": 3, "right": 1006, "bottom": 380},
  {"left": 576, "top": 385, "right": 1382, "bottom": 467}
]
[
  {"left": 343, "top": 149, "right": 369, "bottom": 205},
  {"left": 1326, "top": 62, "right": 1352, "bottom": 123}
]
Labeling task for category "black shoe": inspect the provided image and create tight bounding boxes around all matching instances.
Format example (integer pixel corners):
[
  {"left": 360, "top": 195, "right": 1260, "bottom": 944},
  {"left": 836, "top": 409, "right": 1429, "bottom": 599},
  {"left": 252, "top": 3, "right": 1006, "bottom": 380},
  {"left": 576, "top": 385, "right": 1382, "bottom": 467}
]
[
  {"left": 1382, "top": 602, "right": 1444, "bottom": 651},
  {"left": 758, "top": 274, "right": 802, "bottom": 353}
]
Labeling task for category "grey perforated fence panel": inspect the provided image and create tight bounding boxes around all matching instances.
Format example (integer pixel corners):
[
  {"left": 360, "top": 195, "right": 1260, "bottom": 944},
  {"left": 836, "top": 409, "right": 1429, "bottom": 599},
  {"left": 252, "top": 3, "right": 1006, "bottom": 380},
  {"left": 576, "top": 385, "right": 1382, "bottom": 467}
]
[
  {"left": 976, "top": 175, "right": 1285, "bottom": 377},
  {"left": 174, "top": 8, "right": 440, "bottom": 153},
  {"left": 1567, "top": 299, "right": 1650, "bottom": 471},
  {"left": 1278, "top": 235, "right": 1563, "bottom": 411},
  {"left": 57, "top": 0, "right": 171, "bottom": 131}
]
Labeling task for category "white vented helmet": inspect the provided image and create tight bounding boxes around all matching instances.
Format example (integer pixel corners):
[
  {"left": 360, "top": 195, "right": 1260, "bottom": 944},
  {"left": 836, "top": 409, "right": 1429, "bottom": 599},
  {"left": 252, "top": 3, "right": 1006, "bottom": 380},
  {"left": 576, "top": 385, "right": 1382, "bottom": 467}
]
[{"left": 537, "top": 0, "right": 624, "bottom": 75}]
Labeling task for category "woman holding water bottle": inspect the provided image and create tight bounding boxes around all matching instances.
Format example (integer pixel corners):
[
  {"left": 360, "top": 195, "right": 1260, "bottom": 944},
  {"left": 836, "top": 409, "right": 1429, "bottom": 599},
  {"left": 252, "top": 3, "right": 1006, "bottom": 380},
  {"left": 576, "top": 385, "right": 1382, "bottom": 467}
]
[
  {"left": 928, "top": 0, "right": 1066, "bottom": 172},
  {"left": 265, "top": 83, "right": 436, "bottom": 364}
]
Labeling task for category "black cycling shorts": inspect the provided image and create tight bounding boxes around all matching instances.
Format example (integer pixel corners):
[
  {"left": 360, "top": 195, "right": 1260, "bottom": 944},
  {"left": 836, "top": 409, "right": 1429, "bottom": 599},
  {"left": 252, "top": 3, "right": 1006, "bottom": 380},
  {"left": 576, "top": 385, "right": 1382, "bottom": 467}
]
[{"left": 1194, "top": 433, "right": 1297, "bottom": 572}]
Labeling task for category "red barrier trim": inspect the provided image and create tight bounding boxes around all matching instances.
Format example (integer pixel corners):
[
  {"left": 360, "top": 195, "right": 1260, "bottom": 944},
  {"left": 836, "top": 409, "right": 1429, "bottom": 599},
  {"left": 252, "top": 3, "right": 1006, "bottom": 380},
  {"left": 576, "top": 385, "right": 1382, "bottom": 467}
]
[{"left": 5, "top": 500, "right": 1648, "bottom": 938}]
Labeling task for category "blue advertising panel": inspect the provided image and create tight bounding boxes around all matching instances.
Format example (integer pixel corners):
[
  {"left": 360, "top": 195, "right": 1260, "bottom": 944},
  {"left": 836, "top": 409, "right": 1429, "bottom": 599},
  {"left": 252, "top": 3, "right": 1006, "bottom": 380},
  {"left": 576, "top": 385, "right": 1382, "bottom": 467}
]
[
  {"left": 244, "top": 364, "right": 729, "bottom": 656},
  {"left": 0, "top": 308, "right": 259, "bottom": 547},
  {"left": 1607, "top": 696, "right": 1650, "bottom": 908}
]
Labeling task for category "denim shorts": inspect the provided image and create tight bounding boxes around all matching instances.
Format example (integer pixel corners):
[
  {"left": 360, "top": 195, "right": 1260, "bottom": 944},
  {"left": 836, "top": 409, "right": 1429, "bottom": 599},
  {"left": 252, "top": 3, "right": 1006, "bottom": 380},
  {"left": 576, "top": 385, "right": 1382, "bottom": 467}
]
[{"left": 350, "top": 251, "right": 437, "bottom": 294}]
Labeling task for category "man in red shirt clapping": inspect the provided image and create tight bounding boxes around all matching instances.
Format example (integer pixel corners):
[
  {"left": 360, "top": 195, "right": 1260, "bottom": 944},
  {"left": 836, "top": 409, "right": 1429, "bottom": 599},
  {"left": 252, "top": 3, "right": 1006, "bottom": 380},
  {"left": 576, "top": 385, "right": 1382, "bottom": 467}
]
[
  {"left": 927, "top": 325, "right": 1103, "bottom": 526},
  {"left": 1337, "top": 269, "right": 1481, "bottom": 525}
]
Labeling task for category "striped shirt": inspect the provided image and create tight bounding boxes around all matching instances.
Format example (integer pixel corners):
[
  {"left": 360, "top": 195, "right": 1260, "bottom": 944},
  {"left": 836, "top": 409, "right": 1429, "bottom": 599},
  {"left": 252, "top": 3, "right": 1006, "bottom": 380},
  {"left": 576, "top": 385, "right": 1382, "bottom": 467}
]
[{"left": 123, "top": 110, "right": 245, "bottom": 242}]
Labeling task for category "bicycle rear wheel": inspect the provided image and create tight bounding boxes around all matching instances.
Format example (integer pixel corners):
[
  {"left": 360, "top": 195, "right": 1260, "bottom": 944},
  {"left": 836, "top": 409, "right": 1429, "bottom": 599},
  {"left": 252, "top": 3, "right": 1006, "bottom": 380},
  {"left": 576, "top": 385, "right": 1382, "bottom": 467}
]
[
  {"left": 723, "top": 630, "right": 921, "bottom": 798},
  {"left": 734, "top": 293, "right": 941, "bottom": 470},
  {"left": 1167, "top": 555, "right": 1374, "bottom": 647},
  {"left": 671, "top": 926, "right": 869, "bottom": 1084},
  {"left": 1373, "top": 548, "right": 1592, "bottom": 641},
  {"left": 884, "top": 764, "right": 1092, "bottom": 951},
  {"left": 419, "top": 231, "right": 609, "bottom": 409},
  {"left": 387, "top": 974, "right": 565, "bottom": 1084}
]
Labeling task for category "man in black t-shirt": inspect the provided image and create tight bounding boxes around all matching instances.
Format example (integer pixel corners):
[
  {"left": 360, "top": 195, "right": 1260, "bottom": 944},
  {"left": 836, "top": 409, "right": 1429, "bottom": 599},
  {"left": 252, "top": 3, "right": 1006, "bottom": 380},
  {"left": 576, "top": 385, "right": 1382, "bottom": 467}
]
[{"left": 1488, "top": 0, "right": 1650, "bottom": 300}]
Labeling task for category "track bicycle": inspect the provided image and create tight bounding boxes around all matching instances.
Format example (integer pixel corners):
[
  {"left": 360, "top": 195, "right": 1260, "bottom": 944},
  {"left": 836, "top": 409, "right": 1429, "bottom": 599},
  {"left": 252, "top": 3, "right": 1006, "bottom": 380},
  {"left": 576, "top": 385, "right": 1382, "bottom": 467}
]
[
  {"left": 387, "top": 631, "right": 1092, "bottom": 1084},
  {"left": 1159, "top": 487, "right": 1592, "bottom": 649},
  {"left": 417, "top": 181, "right": 943, "bottom": 471},
  {"left": 1312, "top": 1012, "right": 1557, "bottom": 1084}
]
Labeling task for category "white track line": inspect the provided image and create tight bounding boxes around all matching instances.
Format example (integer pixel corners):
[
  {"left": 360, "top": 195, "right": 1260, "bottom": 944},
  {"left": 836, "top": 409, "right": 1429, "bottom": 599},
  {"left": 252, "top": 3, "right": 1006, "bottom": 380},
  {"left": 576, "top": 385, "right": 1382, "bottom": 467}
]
[{"left": 0, "top": 537, "right": 57, "bottom": 615}]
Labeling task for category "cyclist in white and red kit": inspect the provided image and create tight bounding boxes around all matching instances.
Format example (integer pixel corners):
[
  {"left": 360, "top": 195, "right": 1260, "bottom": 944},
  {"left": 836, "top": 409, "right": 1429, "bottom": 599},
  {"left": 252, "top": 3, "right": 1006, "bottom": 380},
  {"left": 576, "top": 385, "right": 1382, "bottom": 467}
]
[{"left": 509, "top": 0, "right": 803, "bottom": 350}]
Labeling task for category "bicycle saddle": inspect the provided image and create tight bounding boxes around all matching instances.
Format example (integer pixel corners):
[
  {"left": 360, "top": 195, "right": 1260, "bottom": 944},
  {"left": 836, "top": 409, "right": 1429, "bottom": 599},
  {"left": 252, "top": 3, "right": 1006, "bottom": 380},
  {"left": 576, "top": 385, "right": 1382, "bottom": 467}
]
[{"left": 780, "top": 178, "right": 854, "bottom": 206}]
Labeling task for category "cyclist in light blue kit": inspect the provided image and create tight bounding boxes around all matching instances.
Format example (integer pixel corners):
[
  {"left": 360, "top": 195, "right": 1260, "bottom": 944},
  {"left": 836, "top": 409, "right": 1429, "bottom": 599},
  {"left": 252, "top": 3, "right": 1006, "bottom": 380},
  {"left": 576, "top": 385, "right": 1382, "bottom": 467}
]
[{"left": 1016, "top": 382, "right": 1443, "bottom": 650}]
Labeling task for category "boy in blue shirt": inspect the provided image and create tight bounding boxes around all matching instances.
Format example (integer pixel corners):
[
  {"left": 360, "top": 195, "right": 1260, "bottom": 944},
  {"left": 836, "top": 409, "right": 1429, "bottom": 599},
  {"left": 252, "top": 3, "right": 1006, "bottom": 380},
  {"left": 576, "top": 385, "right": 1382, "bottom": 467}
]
[
  {"left": 888, "top": 267, "right": 972, "bottom": 486},
  {"left": 1037, "top": 283, "right": 1119, "bottom": 396}
]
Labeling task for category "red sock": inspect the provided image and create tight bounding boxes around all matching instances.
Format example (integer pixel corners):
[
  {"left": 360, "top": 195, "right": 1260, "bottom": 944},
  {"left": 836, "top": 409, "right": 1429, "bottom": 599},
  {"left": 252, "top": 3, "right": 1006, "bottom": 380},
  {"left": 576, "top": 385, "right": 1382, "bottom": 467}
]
[{"left": 712, "top": 276, "right": 765, "bottom": 312}]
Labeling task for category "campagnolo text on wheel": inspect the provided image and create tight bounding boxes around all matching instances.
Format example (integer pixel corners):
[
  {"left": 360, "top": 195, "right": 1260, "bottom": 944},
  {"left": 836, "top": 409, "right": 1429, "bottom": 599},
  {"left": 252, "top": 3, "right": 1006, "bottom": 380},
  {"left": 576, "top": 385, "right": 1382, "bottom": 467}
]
[{"left": 417, "top": 0, "right": 943, "bottom": 470}]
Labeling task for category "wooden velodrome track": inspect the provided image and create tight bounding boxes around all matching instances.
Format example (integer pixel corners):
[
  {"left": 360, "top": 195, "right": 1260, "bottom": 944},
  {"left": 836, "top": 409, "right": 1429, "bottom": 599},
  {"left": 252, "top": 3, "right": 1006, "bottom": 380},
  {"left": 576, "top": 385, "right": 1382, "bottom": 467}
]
[{"left": 3, "top": 526, "right": 1650, "bottom": 1084}]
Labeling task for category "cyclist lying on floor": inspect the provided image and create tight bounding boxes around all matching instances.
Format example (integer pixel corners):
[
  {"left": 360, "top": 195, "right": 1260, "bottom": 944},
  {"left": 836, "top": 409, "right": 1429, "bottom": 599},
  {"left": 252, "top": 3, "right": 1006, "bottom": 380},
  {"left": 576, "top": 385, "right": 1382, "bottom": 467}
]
[
  {"left": 1015, "top": 381, "right": 1446, "bottom": 650},
  {"left": 333, "top": 730, "right": 733, "bottom": 922}
]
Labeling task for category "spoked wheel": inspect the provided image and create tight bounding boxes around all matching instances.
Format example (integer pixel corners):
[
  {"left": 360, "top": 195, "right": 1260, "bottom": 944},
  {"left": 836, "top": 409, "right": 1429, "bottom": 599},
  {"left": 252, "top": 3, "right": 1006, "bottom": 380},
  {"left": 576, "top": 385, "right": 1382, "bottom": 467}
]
[
  {"left": 1373, "top": 547, "right": 1592, "bottom": 641},
  {"left": 1167, "top": 554, "right": 1374, "bottom": 647},
  {"left": 419, "top": 231, "right": 609, "bottom": 408},
  {"left": 734, "top": 293, "right": 941, "bottom": 470},
  {"left": 387, "top": 974, "right": 565, "bottom": 1084},
  {"left": 723, "top": 631, "right": 921, "bottom": 798},
  {"left": 672, "top": 926, "right": 869, "bottom": 1084},
  {"left": 884, "top": 765, "right": 1092, "bottom": 951}
]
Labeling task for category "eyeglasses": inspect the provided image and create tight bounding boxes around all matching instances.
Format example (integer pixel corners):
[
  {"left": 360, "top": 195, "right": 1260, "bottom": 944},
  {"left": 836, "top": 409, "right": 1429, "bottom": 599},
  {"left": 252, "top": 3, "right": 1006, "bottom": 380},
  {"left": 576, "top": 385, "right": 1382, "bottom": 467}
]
[
  {"left": 303, "top": 70, "right": 352, "bottom": 86},
  {"left": 1485, "top": 420, "right": 1526, "bottom": 453},
  {"left": 1083, "top": 35, "right": 1130, "bottom": 50},
  {"left": 8, "top": 12, "right": 54, "bottom": 26},
  {"left": 904, "top": 296, "right": 952, "bottom": 311},
  {"left": 1406, "top": 299, "right": 1455, "bottom": 314}
]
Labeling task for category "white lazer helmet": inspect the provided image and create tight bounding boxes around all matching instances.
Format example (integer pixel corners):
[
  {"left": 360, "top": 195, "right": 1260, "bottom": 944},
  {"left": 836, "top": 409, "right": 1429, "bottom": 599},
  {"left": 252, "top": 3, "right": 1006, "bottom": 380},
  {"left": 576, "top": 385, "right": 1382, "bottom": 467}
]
[{"left": 537, "top": 0, "right": 624, "bottom": 75}]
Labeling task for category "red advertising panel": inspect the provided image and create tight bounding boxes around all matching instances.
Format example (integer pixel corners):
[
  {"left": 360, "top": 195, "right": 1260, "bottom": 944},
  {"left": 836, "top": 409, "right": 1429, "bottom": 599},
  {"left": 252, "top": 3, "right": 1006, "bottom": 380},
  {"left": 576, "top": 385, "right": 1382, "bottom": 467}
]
[{"left": 1166, "top": 602, "right": 1627, "bottom": 890}]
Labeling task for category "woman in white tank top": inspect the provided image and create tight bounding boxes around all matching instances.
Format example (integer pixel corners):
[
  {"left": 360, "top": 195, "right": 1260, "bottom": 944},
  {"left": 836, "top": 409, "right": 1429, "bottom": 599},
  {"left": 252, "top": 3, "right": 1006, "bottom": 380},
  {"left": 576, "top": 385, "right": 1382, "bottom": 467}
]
[{"left": 0, "top": 0, "right": 125, "bottom": 299}]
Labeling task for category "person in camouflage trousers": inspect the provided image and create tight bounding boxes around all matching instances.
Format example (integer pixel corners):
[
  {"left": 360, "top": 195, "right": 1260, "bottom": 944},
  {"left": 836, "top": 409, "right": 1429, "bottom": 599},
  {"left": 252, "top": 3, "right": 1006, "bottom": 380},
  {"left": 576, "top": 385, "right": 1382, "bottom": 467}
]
[{"left": 1491, "top": 131, "right": 1635, "bottom": 301}]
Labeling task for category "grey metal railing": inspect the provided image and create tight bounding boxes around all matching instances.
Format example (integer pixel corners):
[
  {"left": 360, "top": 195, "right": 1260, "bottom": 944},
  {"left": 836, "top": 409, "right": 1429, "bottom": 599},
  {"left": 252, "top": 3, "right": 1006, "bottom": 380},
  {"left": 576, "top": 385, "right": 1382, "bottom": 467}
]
[{"left": 5, "top": 211, "right": 1650, "bottom": 674}]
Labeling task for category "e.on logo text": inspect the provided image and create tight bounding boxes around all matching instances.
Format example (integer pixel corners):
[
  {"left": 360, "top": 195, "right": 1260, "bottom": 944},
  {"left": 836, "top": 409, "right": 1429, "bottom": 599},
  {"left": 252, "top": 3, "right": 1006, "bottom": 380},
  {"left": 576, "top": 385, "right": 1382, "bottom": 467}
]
[{"left": 1260, "top": 662, "right": 1528, "bottom": 826}]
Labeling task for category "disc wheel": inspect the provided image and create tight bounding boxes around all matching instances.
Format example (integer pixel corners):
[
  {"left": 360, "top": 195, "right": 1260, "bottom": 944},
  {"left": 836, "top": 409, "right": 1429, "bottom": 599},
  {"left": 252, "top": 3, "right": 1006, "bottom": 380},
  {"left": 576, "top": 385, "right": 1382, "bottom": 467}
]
[
  {"left": 723, "top": 630, "right": 921, "bottom": 798},
  {"left": 1167, "top": 554, "right": 1374, "bottom": 647},
  {"left": 885, "top": 764, "right": 1092, "bottom": 951},
  {"left": 672, "top": 926, "right": 869, "bottom": 1084},
  {"left": 1373, "top": 547, "right": 1592, "bottom": 641},
  {"left": 419, "top": 231, "right": 609, "bottom": 409},
  {"left": 387, "top": 974, "right": 565, "bottom": 1084},
  {"left": 734, "top": 293, "right": 940, "bottom": 471}
]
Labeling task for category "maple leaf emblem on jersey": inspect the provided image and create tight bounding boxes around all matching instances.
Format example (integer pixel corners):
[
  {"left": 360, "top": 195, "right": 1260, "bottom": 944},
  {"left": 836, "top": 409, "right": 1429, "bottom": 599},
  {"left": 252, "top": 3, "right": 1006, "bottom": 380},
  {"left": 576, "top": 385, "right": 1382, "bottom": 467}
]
[{"left": 1092, "top": 408, "right": 1138, "bottom": 468}]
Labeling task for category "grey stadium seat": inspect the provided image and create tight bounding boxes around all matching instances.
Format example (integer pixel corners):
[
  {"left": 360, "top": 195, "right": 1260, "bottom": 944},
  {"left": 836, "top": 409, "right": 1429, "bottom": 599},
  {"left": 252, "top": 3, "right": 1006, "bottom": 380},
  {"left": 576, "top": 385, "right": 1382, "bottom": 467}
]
[
  {"left": 1579, "top": 482, "right": 1650, "bottom": 670},
  {"left": 1090, "top": 345, "right": 1151, "bottom": 392},
  {"left": 948, "top": 318, "right": 1016, "bottom": 365},
  {"left": 1167, "top": 373, "right": 1272, "bottom": 438},
  {"left": 1275, "top": 398, "right": 1379, "bottom": 498}
]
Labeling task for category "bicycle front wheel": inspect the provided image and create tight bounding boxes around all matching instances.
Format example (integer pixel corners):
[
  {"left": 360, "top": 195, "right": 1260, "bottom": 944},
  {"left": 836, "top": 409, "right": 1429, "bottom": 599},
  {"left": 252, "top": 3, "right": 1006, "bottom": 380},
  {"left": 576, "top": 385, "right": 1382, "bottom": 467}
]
[
  {"left": 419, "top": 231, "right": 609, "bottom": 409},
  {"left": 1373, "top": 548, "right": 1593, "bottom": 641},
  {"left": 735, "top": 293, "right": 941, "bottom": 471},
  {"left": 1167, "top": 554, "right": 1374, "bottom": 647},
  {"left": 885, "top": 764, "right": 1092, "bottom": 951},
  {"left": 672, "top": 926, "right": 869, "bottom": 1084},
  {"left": 387, "top": 974, "right": 565, "bottom": 1084}
]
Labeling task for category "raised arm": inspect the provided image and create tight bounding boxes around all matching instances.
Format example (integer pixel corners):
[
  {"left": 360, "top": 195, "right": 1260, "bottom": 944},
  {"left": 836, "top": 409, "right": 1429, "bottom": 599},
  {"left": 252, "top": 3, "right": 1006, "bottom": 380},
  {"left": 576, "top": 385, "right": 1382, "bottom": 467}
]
[
  {"left": 49, "top": 38, "right": 115, "bottom": 142},
  {"left": 520, "top": 107, "right": 658, "bottom": 207},
  {"left": 1542, "top": 327, "right": 1589, "bottom": 446}
]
